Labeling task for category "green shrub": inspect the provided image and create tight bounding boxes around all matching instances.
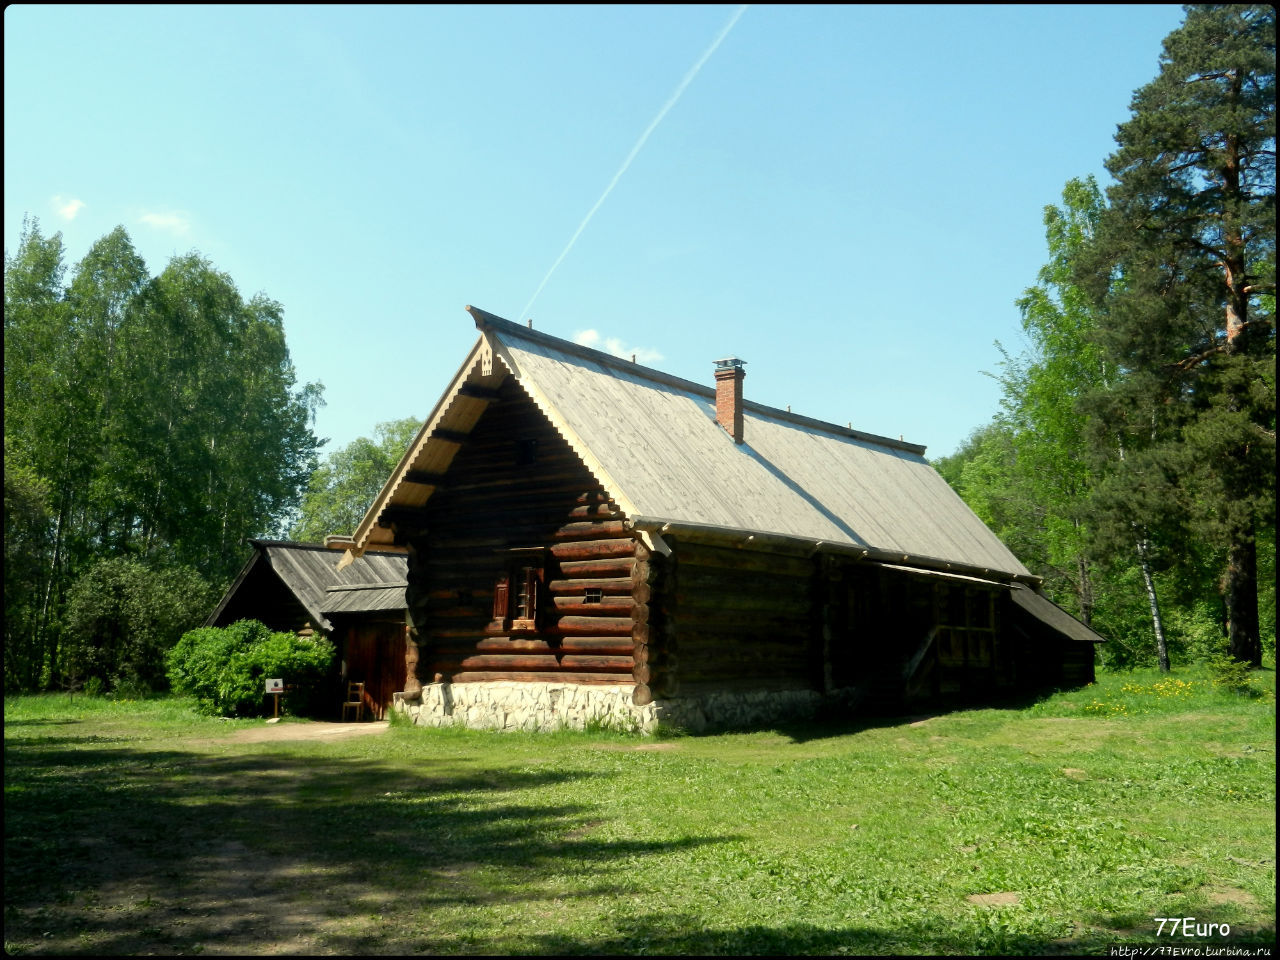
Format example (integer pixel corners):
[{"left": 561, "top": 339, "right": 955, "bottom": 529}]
[
  {"left": 61, "top": 557, "right": 216, "bottom": 693},
  {"left": 1206, "top": 654, "right": 1262, "bottom": 697},
  {"left": 166, "top": 620, "right": 334, "bottom": 717}
]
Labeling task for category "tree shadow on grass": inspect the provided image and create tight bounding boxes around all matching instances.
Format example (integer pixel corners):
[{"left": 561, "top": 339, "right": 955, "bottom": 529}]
[{"left": 3, "top": 735, "right": 736, "bottom": 955}]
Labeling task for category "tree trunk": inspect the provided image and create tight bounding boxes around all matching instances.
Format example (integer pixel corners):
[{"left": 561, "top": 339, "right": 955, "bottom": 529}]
[
  {"left": 1075, "top": 539, "right": 1095, "bottom": 628},
  {"left": 1136, "top": 536, "right": 1169, "bottom": 674},
  {"left": 1224, "top": 537, "right": 1261, "bottom": 667}
]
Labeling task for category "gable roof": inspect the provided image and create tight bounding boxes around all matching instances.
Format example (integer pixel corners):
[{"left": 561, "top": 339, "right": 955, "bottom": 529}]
[
  {"left": 349, "top": 308, "right": 1033, "bottom": 582},
  {"left": 207, "top": 540, "right": 407, "bottom": 633}
]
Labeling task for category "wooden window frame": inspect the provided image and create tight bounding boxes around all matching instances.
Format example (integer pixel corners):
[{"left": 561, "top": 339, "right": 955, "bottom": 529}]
[{"left": 489, "top": 547, "right": 547, "bottom": 635}]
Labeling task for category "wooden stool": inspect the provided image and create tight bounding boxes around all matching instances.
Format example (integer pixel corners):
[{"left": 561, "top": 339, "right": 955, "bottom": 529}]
[{"left": 342, "top": 681, "right": 365, "bottom": 721}]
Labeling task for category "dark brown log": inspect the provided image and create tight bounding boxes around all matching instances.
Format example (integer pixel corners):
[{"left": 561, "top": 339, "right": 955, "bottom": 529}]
[
  {"left": 554, "top": 520, "right": 629, "bottom": 541},
  {"left": 561, "top": 655, "right": 634, "bottom": 672},
  {"left": 632, "top": 683, "right": 653, "bottom": 705},
  {"left": 429, "top": 625, "right": 645, "bottom": 645},
  {"left": 403, "top": 470, "right": 448, "bottom": 487},
  {"left": 549, "top": 538, "right": 637, "bottom": 561},
  {"left": 455, "top": 654, "right": 560, "bottom": 671},
  {"left": 424, "top": 604, "right": 490, "bottom": 620},
  {"left": 452, "top": 671, "right": 635, "bottom": 685},
  {"left": 434, "top": 472, "right": 600, "bottom": 501},
  {"left": 549, "top": 577, "right": 633, "bottom": 596},
  {"left": 441, "top": 654, "right": 635, "bottom": 673},
  {"left": 634, "top": 541, "right": 652, "bottom": 561},
  {"left": 555, "top": 616, "right": 634, "bottom": 636},
  {"left": 678, "top": 637, "right": 812, "bottom": 660},
  {"left": 379, "top": 504, "right": 430, "bottom": 530},
  {"left": 672, "top": 607, "right": 813, "bottom": 632},
  {"left": 651, "top": 673, "right": 678, "bottom": 698},
  {"left": 553, "top": 596, "right": 634, "bottom": 616},
  {"left": 632, "top": 663, "right": 652, "bottom": 685},
  {"left": 678, "top": 542, "right": 813, "bottom": 577},
  {"left": 430, "top": 428, "right": 471, "bottom": 444},
  {"left": 458, "top": 382, "right": 501, "bottom": 400},
  {"left": 630, "top": 581, "right": 652, "bottom": 604},
  {"left": 631, "top": 603, "right": 650, "bottom": 625},
  {"left": 677, "top": 570, "right": 813, "bottom": 597},
  {"left": 629, "top": 645, "right": 673, "bottom": 670},
  {"left": 561, "top": 637, "right": 635, "bottom": 655},
  {"left": 557, "top": 558, "right": 635, "bottom": 579},
  {"left": 435, "top": 637, "right": 634, "bottom": 656}
]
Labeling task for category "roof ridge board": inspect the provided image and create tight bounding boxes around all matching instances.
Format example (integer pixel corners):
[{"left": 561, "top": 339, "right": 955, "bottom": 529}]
[
  {"left": 470, "top": 306, "right": 715, "bottom": 398},
  {"left": 252, "top": 539, "right": 332, "bottom": 551},
  {"left": 741, "top": 402, "right": 927, "bottom": 456},
  {"left": 470, "top": 306, "right": 927, "bottom": 456},
  {"left": 253, "top": 539, "right": 407, "bottom": 562}
]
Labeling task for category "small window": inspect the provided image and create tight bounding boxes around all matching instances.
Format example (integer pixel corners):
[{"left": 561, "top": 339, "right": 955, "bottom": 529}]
[
  {"left": 584, "top": 588, "right": 603, "bottom": 605},
  {"left": 490, "top": 550, "right": 546, "bottom": 633}
]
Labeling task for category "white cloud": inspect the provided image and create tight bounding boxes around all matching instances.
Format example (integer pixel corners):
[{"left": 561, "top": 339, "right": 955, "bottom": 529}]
[
  {"left": 52, "top": 195, "right": 85, "bottom": 220},
  {"left": 572, "top": 328, "right": 663, "bottom": 365},
  {"left": 139, "top": 211, "right": 192, "bottom": 235}
]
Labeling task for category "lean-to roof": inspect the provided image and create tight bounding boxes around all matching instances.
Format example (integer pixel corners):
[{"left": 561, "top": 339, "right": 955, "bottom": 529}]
[
  {"left": 208, "top": 540, "right": 407, "bottom": 632},
  {"left": 351, "top": 308, "right": 1030, "bottom": 580},
  {"left": 1010, "top": 584, "right": 1107, "bottom": 645}
]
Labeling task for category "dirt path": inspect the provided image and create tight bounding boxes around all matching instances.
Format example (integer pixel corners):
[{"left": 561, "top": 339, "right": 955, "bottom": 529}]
[{"left": 212, "top": 720, "right": 392, "bottom": 744}]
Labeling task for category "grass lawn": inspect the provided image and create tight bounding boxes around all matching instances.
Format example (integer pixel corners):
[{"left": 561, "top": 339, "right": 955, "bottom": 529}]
[{"left": 4, "top": 667, "right": 1275, "bottom": 955}]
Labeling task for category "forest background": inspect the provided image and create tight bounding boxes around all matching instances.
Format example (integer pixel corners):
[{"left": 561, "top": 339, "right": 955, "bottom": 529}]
[{"left": 3, "top": 4, "right": 1274, "bottom": 693}]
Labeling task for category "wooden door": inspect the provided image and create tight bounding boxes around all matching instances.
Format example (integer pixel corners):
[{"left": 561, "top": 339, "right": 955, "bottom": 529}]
[{"left": 344, "top": 620, "right": 408, "bottom": 720}]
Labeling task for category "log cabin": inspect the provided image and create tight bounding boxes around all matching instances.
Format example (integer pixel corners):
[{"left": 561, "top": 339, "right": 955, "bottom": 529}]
[
  {"left": 207, "top": 539, "right": 408, "bottom": 719},
  {"left": 333, "top": 307, "right": 1102, "bottom": 732}
]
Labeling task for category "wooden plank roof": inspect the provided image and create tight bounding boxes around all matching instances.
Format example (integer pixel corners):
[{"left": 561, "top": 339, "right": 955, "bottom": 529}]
[
  {"left": 207, "top": 540, "right": 407, "bottom": 632},
  {"left": 1010, "top": 583, "right": 1107, "bottom": 645},
  {"left": 350, "top": 307, "right": 1032, "bottom": 581}
]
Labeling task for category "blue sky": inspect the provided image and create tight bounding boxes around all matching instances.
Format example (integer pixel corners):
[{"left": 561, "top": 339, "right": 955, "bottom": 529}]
[{"left": 4, "top": 4, "right": 1186, "bottom": 462}]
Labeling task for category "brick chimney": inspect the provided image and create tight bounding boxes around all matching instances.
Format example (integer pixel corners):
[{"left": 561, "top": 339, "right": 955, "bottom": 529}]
[{"left": 714, "top": 358, "right": 746, "bottom": 444}]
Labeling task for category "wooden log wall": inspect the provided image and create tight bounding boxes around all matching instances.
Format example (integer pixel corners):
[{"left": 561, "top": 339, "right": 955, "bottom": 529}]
[
  {"left": 402, "top": 378, "right": 640, "bottom": 688},
  {"left": 825, "top": 561, "right": 1013, "bottom": 710},
  {"left": 669, "top": 539, "right": 818, "bottom": 695},
  {"left": 1060, "top": 639, "right": 1096, "bottom": 687}
]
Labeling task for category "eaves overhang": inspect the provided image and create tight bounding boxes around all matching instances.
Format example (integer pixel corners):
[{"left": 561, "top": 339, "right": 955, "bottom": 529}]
[{"left": 626, "top": 515, "right": 1041, "bottom": 587}]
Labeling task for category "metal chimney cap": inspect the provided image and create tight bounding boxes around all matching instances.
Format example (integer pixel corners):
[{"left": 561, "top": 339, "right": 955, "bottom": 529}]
[{"left": 714, "top": 357, "right": 747, "bottom": 370}]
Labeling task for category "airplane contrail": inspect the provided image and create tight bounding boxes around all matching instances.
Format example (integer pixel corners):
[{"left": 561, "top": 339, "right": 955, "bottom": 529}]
[{"left": 518, "top": 5, "right": 749, "bottom": 324}]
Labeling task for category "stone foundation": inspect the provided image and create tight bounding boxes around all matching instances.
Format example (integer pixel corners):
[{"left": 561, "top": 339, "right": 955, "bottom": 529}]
[{"left": 392, "top": 681, "right": 824, "bottom": 735}]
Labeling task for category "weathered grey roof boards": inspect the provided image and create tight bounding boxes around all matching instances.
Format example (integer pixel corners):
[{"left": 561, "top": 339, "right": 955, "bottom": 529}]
[
  {"left": 207, "top": 540, "right": 407, "bottom": 633},
  {"left": 1009, "top": 584, "right": 1107, "bottom": 645},
  {"left": 350, "top": 307, "right": 1030, "bottom": 584}
]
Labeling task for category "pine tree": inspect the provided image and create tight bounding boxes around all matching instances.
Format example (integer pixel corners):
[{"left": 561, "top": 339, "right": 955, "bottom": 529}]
[{"left": 1079, "top": 4, "right": 1275, "bottom": 665}]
